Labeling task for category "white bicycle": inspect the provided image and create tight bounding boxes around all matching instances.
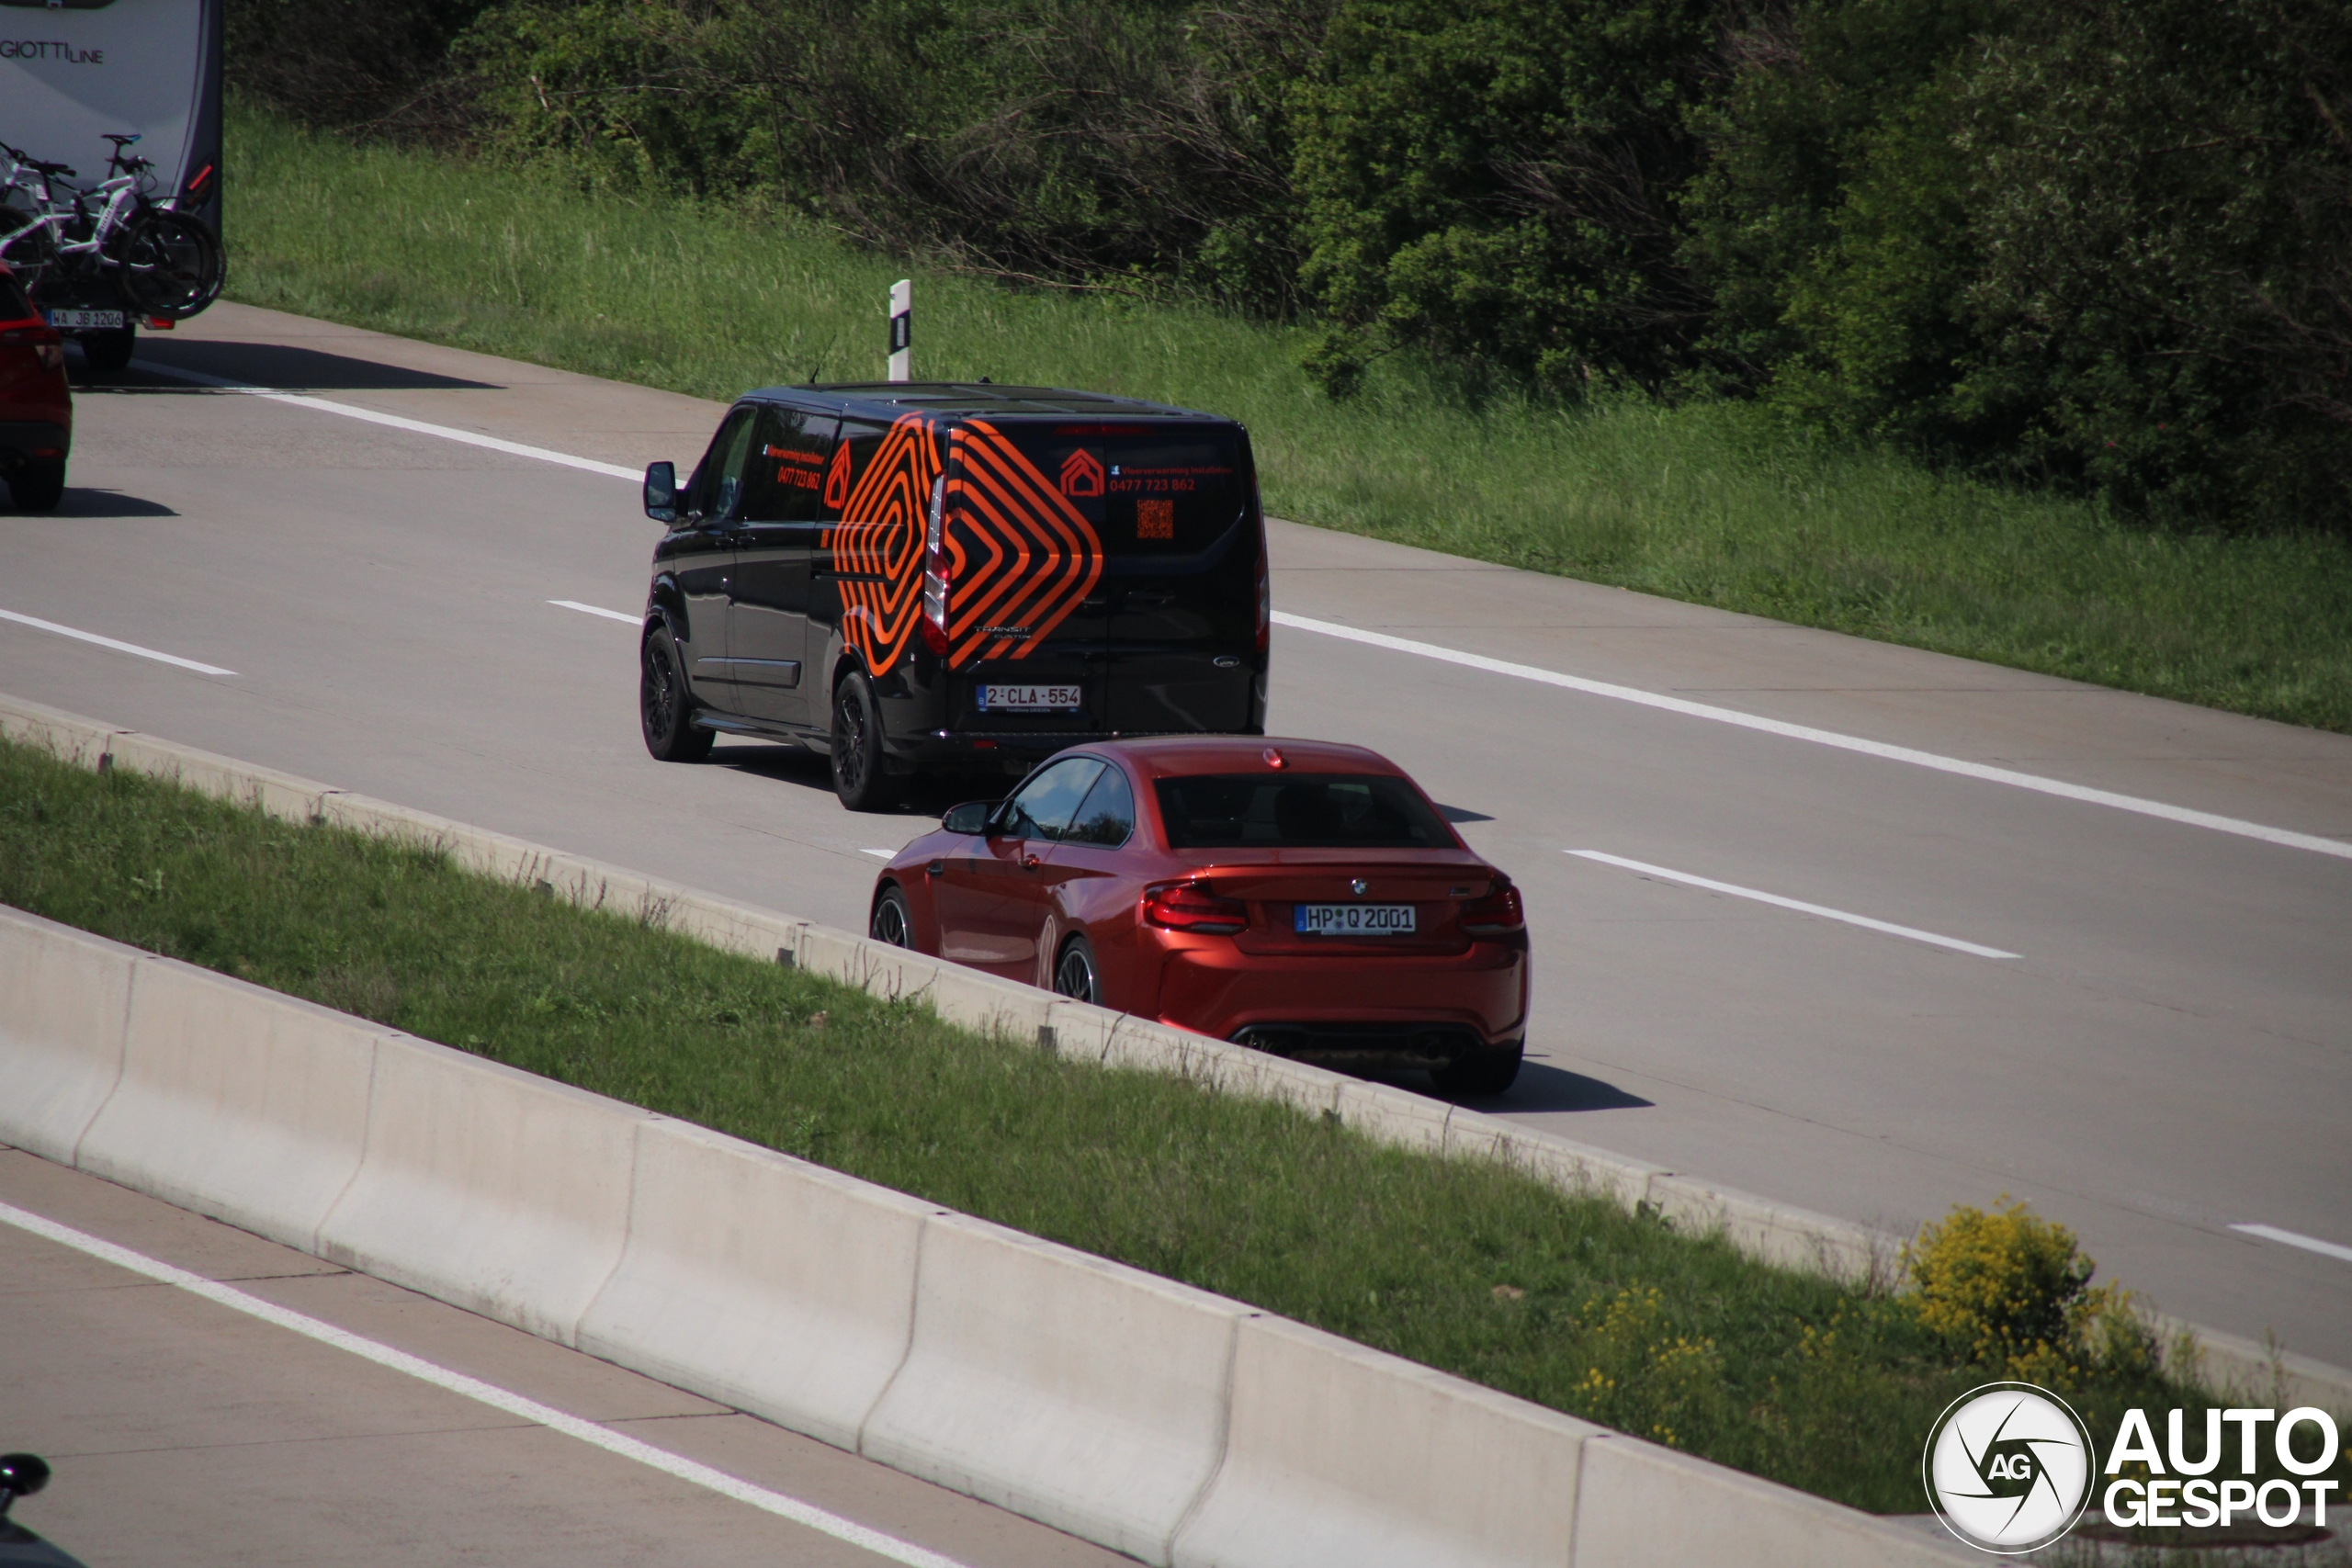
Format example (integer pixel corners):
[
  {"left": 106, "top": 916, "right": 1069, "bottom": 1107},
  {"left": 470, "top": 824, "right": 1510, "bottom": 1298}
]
[{"left": 0, "top": 133, "right": 223, "bottom": 320}]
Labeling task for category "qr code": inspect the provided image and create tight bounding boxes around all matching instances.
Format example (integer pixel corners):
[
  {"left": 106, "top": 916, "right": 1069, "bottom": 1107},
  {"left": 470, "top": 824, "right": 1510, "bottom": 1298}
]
[{"left": 1136, "top": 498, "right": 1175, "bottom": 539}]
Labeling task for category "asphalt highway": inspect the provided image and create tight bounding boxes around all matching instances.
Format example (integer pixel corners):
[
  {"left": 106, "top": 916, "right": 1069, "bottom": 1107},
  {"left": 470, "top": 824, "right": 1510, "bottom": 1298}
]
[{"left": 3, "top": 304, "right": 2346, "bottom": 1402}]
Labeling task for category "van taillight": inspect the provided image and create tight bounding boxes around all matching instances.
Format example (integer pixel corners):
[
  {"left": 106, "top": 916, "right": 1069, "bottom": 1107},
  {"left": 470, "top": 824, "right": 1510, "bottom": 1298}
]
[
  {"left": 922, "top": 473, "right": 950, "bottom": 656},
  {"left": 1143, "top": 881, "right": 1249, "bottom": 934},
  {"left": 1459, "top": 881, "right": 1524, "bottom": 935},
  {"left": 1254, "top": 525, "right": 1270, "bottom": 654}
]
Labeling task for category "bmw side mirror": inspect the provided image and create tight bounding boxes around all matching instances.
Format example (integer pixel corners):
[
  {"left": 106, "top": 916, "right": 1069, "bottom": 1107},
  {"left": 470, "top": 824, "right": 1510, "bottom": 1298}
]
[
  {"left": 942, "top": 800, "right": 995, "bottom": 836},
  {"left": 644, "top": 460, "right": 678, "bottom": 524}
]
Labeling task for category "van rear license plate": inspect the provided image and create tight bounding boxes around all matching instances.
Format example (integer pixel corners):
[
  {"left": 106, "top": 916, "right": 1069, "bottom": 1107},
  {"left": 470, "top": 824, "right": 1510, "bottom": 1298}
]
[
  {"left": 1295, "top": 903, "right": 1417, "bottom": 936},
  {"left": 48, "top": 309, "right": 124, "bottom": 331},
  {"left": 978, "top": 683, "right": 1081, "bottom": 714}
]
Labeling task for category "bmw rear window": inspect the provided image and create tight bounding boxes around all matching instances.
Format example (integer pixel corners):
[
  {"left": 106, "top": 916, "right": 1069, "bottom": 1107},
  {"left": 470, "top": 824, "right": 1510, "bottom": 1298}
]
[
  {"left": 1001, "top": 424, "right": 1247, "bottom": 553},
  {"left": 1154, "top": 774, "right": 1451, "bottom": 849}
]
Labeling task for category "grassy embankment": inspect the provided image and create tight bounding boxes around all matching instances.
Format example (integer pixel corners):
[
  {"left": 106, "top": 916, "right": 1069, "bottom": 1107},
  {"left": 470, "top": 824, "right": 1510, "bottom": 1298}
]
[
  {"left": 3, "top": 734, "right": 2278, "bottom": 1517},
  {"left": 214, "top": 108, "right": 2352, "bottom": 734}
]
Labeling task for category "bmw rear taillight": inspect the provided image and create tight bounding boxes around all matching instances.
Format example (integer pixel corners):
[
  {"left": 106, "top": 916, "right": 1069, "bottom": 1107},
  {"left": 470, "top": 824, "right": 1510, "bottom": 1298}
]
[
  {"left": 1143, "top": 881, "right": 1249, "bottom": 935},
  {"left": 1459, "top": 880, "right": 1524, "bottom": 936},
  {"left": 921, "top": 473, "right": 951, "bottom": 656}
]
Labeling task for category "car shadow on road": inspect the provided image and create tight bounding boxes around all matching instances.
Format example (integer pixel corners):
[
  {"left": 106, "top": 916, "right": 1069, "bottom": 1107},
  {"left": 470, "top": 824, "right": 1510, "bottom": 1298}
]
[
  {"left": 6, "top": 486, "right": 177, "bottom": 518},
  {"left": 706, "top": 739, "right": 993, "bottom": 821},
  {"left": 1498, "top": 1059, "right": 1655, "bottom": 1112},
  {"left": 79, "top": 342, "right": 501, "bottom": 393}
]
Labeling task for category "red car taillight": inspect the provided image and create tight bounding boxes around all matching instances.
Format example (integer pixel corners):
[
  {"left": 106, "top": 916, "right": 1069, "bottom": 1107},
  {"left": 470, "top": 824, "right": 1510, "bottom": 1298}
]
[
  {"left": 922, "top": 473, "right": 951, "bottom": 656},
  {"left": 1459, "top": 880, "right": 1524, "bottom": 936},
  {"left": 1143, "top": 881, "right": 1249, "bottom": 935}
]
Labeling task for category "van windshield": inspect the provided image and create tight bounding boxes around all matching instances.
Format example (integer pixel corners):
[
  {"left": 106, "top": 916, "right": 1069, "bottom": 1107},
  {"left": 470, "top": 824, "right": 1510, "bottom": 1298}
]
[
  {"left": 1000, "top": 424, "right": 1247, "bottom": 554},
  {"left": 1154, "top": 773, "right": 1452, "bottom": 849}
]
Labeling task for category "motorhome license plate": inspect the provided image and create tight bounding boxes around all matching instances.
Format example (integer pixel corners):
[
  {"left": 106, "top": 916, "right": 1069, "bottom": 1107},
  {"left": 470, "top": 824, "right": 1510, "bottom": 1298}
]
[
  {"left": 48, "top": 309, "right": 124, "bottom": 331},
  {"left": 978, "top": 683, "right": 1082, "bottom": 713},
  {"left": 1295, "top": 903, "right": 1417, "bottom": 936}
]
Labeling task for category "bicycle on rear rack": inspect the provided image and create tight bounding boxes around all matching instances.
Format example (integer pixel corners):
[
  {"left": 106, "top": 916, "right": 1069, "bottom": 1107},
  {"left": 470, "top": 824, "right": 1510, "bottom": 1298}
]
[{"left": 0, "top": 132, "right": 225, "bottom": 328}]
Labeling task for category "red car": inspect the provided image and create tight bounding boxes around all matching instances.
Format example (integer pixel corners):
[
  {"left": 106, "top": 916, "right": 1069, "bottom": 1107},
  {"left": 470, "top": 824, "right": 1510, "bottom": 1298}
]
[
  {"left": 0, "top": 263, "right": 69, "bottom": 512},
  {"left": 871, "top": 736, "right": 1531, "bottom": 1095}
]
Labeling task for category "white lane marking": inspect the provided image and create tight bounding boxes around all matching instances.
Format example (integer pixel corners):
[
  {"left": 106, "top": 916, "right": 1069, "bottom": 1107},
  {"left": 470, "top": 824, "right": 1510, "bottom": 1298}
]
[
  {"left": 550, "top": 599, "right": 640, "bottom": 625},
  {"left": 1567, "top": 850, "right": 2020, "bottom": 959},
  {"left": 1275, "top": 612, "right": 2352, "bottom": 863},
  {"left": 130, "top": 360, "right": 645, "bottom": 481},
  {"left": 0, "top": 606, "right": 236, "bottom": 676},
  {"left": 2231, "top": 1223, "right": 2352, "bottom": 1266},
  {"left": 862, "top": 848, "right": 895, "bottom": 859},
  {"left": 0, "top": 1200, "right": 975, "bottom": 1568}
]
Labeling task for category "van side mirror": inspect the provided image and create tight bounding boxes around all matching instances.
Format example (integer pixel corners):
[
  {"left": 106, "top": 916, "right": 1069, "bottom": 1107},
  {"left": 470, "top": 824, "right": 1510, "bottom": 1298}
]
[
  {"left": 644, "top": 460, "right": 678, "bottom": 524},
  {"left": 0, "top": 1452, "right": 51, "bottom": 1518},
  {"left": 942, "top": 800, "right": 996, "bottom": 836}
]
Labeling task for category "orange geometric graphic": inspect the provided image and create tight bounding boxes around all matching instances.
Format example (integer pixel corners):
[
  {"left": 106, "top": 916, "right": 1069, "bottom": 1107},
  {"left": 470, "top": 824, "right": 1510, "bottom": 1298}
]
[
  {"left": 823, "top": 413, "right": 941, "bottom": 677},
  {"left": 822, "top": 441, "right": 854, "bottom": 512},
  {"left": 948, "top": 421, "right": 1104, "bottom": 666}
]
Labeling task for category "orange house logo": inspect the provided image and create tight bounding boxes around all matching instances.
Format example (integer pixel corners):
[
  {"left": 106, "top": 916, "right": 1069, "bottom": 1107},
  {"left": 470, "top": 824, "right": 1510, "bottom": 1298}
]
[{"left": 1059, "top": 447, "right": 1105, "bottom": 498}]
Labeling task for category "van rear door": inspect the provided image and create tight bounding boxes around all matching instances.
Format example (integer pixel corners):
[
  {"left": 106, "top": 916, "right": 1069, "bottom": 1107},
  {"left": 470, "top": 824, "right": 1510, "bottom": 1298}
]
[{"left": 969, "top": 420, "right": 1257, "bottom": 736}]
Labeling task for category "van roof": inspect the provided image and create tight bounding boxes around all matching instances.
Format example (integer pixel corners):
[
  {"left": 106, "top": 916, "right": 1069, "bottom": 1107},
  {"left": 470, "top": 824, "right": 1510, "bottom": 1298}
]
[{"left": 746, "top": 382, "right": 1230, "bottom": 423}]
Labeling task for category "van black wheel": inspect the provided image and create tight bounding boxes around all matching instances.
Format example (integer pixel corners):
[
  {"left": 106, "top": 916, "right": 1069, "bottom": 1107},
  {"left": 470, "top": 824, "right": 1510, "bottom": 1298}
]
[
  {"left": 871, "top": 886, "right": 915, "bottom": 948},
  {"left": 79, "top": 325, "right": 134, "bottom": 377},
  {"left": 831, "top": 671, "right": 898, "bottom": 812},
  {"left": 7, "top": 461, "right": 64, "bottom": 512},
  {"left": 640, "top": 627, "right": 713, "bottom": 761},
  {"left": 1430, "top": 1040, "right": 1523, "bottom": 1099},
  {"left": 1052, "top": 935, "right": 1100, "bottom": 1005}
]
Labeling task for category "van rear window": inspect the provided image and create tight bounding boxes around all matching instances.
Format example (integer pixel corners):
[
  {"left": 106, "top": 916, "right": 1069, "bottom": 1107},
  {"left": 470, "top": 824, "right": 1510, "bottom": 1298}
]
[
  {"left": 1001, "top": 427, "right": 1246, "bottom": 553},
  {"left": 1154, "top": 774, "right": 1451, "bottom": 849}
]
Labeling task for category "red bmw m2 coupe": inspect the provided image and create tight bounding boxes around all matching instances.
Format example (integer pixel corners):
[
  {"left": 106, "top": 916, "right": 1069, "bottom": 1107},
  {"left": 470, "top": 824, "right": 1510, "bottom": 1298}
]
[{"left": 870, "top": 736, "right": 1529, "bottom": 1095}]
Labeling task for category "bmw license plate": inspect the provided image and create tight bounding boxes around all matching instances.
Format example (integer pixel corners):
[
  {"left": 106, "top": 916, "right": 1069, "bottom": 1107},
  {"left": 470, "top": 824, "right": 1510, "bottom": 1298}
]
[
  {"left": 48, "top": 309, "right": 124, "bottom": 331},
  {"left": 1295, "top": 903, "right": 1417, "bottom": 936},
  {"left": 978, "top": 683, "right": 1081, "bottom": 714}
]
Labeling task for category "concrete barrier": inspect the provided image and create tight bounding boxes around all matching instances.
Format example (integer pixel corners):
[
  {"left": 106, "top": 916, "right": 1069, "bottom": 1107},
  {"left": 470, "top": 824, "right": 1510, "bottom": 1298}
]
[
  {"left": 0, "top": 692, "right": 123, "bottom": 768},
  {"left": 1568, "top": 1434, "right": 1966, "bottom": 1568},
  {"left": 0, "top": 907, "right": 136, "bottom": 1165},
  {"left": 576, "top": 1117, "right": 934, "bottom": 1452},
  {"left": 103, "top": 732, "right": 339, "bottom": 822},
  {"left": 74, "top": 959, "right": 378, "bottom": 1250},
  {"left": 1173, "top": 1314, "right": 1600, "bottom": 1568},
  {"left": 317, "top": 1035, "right": 645, "bottom": 1345},
  {"left": 860, "top": 1213, "right": 1246, "bottom": 1565}
]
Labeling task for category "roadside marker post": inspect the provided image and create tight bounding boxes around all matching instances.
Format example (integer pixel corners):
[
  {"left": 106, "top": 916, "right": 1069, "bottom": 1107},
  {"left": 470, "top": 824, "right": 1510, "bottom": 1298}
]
[{"left": 888, "top": 279, "right": 911, "bottom": 381}]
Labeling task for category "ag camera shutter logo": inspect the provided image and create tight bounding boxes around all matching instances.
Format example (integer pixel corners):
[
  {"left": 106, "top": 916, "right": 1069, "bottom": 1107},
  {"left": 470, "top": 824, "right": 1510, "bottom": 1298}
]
[{"left": 1923, "top": 1382, "right": 2095, "bottom": 1553}]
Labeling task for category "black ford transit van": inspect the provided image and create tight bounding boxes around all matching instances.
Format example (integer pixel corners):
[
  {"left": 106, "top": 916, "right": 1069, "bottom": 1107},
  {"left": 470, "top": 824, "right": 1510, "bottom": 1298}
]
[{"left": 639, "top": 383, "right": 1271, "bottom": 810}]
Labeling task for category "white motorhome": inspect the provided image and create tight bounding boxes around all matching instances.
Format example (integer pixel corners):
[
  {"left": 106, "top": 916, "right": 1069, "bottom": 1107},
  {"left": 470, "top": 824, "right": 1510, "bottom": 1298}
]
[{"left": 1, "top": 0, "right": 223, "bottom": 369}]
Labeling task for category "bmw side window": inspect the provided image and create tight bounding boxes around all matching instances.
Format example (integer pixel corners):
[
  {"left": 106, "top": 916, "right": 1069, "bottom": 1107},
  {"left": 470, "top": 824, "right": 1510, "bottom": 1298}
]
[
  {"left": 1065, "top": 765, "right": 1135, "bottom": 847},
  {"left": 997, "top": 757, "right": 1105, "bottom": 840}
]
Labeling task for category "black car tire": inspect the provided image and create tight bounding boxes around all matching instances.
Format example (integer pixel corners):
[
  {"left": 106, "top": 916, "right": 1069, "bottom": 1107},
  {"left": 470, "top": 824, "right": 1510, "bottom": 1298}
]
[
  {"left": 7, "top": 461, "right": 65, "bottom": 513},
  {"left": 871, "top": 885, "right": 915, "bottom": 948},
  {"left": 1430, "top": 1039, "right": 1523, "bottom": 1098},
  {"left": 831, "top": 671, "right": 898, "bottom": 812},
  {"left": 1052, "top": 934, "right": 1101, "bottom": 1006},
  {"left": 78, "top": 324, "right": 134, "bottom": 377},
  {"left": 640, "top": 626, "right": 714, "bottom": 761}
]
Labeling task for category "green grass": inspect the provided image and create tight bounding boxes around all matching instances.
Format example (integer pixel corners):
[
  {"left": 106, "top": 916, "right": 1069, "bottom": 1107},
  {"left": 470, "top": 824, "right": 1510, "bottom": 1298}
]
[
  {"left": 216, "top": 107, "right": 2352, "bottom": 734},
  {"left": 8, "top": 734, "right": 2297, "bottom": 1517}
]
